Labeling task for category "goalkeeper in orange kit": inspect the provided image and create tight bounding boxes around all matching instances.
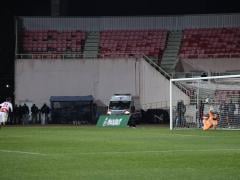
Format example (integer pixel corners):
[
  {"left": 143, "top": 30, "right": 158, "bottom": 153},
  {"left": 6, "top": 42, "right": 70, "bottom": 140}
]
[{"left": 202, "top": 107, "right": 219, "bottom": 130}]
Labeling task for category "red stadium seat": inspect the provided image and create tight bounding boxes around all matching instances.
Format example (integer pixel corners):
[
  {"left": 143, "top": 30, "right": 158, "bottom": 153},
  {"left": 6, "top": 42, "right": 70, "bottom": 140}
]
[
  {"left": 179, "top": 27, "right": 240, "bottom": 59},
  {"left": 21, "top": 30, "right": 86, "bottom": 54},
  {"left": 99, "top": 29, "right": 168, "bottom": 59}
]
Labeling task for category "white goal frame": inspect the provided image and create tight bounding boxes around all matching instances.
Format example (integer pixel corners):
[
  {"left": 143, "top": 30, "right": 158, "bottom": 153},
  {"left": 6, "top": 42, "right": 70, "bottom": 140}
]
[{"left": 170, "top": 74, "right": 240, "bottom": 130}]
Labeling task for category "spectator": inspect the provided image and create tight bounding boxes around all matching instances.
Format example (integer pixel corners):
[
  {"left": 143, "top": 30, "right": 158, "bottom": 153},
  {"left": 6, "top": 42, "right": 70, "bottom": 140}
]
[
  {"left": 175, "top": 100, "right": 186, "bottom": 127},
  {"left": 31, "top": 104, "right": 39, "bottom": 124},
  {"left": 228, "top": 99, "right": 236, "bottom": 127},
  {"left": 219, "top": 101, "right": 228, "bottom": 127},
  {"left": 41, "top": 103, "right": 50, "bottom": 125},
  {"left": 18, "top": 105, "right": 22, "bottom": 124},
  {"left": 22, "top": 104, "right": 30, "bottom": 125},
  {"left": 13, "top": 104, "right": 20, "bottom": 124},
  {"left": 238, "top": 98, "right": 240, "bottom": 120},
  {"left": 198, "top": 100, "right": 204, "bottom": 128}
]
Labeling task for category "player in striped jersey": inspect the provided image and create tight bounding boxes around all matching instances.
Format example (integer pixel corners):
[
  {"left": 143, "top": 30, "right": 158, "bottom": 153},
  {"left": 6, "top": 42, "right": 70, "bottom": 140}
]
[{"left": 0, "top": 97, "right": 13, "bottom": 127}]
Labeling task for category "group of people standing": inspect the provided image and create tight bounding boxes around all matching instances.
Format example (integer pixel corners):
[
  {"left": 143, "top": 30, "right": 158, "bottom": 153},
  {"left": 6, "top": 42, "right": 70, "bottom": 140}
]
[
  {"left": 0, "top": 97, "right": 51, "bottom": 126},
  {"left": 13, "top": 103, "right": 50, "bottom": 125}
]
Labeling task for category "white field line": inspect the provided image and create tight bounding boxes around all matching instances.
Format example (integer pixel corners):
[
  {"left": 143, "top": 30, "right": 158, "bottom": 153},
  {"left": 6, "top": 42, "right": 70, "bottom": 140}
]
[
  {"left": 1, "top": 148, "right": 239, "bottom": 157},
  {"left": 146, "top": 133, "right": 223, "bottom": 138},
  {"left": 172, "top": 134, "right": 218, "bottom": 137},
  {"left": 0, "top": 149, "right": 48, "bottom": 156},
  {"left": 75, "top": 148, "right": 240, "bottom": 155},
  {"left": 173, "top": 133, "right": 240, "bottom": 138}
]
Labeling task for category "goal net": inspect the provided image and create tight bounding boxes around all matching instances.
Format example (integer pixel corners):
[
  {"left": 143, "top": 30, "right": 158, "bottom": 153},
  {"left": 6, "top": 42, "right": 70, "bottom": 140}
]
[{"left": 170, "top": 74, "right": 240, "bottom": 130}]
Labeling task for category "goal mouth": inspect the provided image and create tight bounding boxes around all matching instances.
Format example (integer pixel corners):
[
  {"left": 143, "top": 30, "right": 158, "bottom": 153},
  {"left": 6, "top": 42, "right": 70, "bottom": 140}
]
[{"left": 170, "top": 74, "right": 240, "bottom": 130}]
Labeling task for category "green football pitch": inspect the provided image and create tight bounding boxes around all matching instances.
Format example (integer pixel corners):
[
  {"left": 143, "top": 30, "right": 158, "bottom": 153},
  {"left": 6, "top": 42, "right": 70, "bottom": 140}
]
[{"left": 0, "top": 125, "right": 240, "bottom": 180}]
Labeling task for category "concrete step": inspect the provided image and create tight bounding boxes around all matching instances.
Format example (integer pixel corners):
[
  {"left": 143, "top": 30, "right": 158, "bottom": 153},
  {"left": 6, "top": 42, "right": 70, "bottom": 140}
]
[
  {"left": 83, "top": 31, "right": 100, "bottom": 57},
  {"left": 166, "top": 41, "right": 181, "bottom": 46},
  {"left": 163, "top": 52, "right": 179, "bottom": 56},
  {"left": 167, "top": 40, "right": 181, "bottom": 44},
  {"left": 166, "top": 44, "right": 181, "bottom": 48},
  {"left": 161, "top": 57, "right": 177, "bottom": 61},
  {"left": 162, "top": 55, "right": 177, "bottom": 59},
  {"left": 159, "top": 30, "right": 182, "bottom": 73},
  {"left": 168, "top": 34, "right": 182, "bottom": 38},
  {"left": 86, "top": 39, "right": 99, "bottom": 43},
  {"left": 161, "top": 61, "right": 176, "bottom": 65},
  {"left": 164, "top": 49, "right": 179, "bottom": 53},
  {"left": 83, "top": 54, "right": 98, "bottom": 58},
  {"left": 84, "top": 47, "right": 99, "bottom": 51},
  {"left": 161, "top": 59, "right": 177, "bottom": 65},
  {"left": 83, "top": 51, "right": 98, "bottom": 58},
  {"left": 85, "top": 42, "right": 99, "bottom": 47},
  {"left": 162, "top": 56, "right": 177, "bottom": 60},
  {"left": 163, "top": 54, "right": 178, "bottom": 58},
  {"left": 168, "top": 35, "right": 182, "bottom": 39}
]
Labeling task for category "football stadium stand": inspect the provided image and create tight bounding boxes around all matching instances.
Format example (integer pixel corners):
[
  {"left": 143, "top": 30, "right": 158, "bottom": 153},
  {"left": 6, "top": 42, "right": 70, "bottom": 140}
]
[
  {"left": 20, "top": 24, "right": 240, "bottom": 62},
  {"left": 179, "top": 28, "right": 240, "bottom": 59},
  {"left": 99, "top": 30, "right": 168, "bottom": 59},
  {"left": 20, "top": 27, "right": 240, "bottom": 62},
  {"left": 21, "top": 30, "right": 86, "bottom": 55},
  {"left": 20, "top": 29, "right": 168, "bottom": 61}
]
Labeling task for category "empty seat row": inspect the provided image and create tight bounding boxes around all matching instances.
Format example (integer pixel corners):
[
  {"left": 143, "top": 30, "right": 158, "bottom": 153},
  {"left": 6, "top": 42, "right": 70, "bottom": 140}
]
[
  {"left": 99, "top": 30, "right": 168, "bottom": 59},
  {"left": 179, "top": 28, "right": 240, "bottom": 58},
  {"left": 21, "top": 30, "right": 86, "bottom": 53}
]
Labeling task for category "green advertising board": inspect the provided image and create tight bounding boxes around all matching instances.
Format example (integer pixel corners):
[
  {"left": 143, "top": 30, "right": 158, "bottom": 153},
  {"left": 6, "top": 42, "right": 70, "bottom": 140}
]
[{"left": 97, "top": 115, "right": 130, "bottom": 127}]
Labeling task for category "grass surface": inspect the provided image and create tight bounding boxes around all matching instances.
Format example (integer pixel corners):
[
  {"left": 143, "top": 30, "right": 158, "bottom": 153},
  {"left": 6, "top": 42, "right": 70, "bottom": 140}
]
[{"left": 0, "top": 125, "right": 240, "bottom": 180}]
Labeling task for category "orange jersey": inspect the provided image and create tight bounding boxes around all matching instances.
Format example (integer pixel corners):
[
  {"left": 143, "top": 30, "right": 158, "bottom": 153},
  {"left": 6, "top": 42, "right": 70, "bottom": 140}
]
[{"left": 203, "top": 111, "right": 219, "bottom": 130}]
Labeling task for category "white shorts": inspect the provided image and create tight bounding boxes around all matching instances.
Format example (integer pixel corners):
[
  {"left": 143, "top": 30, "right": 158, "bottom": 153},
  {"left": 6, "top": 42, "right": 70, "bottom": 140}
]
[{"left": 0, "top": 112, "right": 8, "bottom": 123}]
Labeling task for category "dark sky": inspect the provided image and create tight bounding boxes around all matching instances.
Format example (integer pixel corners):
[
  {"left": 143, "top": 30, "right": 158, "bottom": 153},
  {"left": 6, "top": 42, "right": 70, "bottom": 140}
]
[
  {"left": 1, "top": 0, "right": 240, "bottom": 16},
  {"left": 0, "top": 0, "right": 240, "bottom": 100},
  {"left": 68, "top": 0, "right": 240, "bottom": 16}
]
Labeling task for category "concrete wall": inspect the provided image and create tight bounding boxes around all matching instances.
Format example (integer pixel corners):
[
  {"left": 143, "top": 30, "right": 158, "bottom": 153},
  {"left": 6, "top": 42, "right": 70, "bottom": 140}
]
[
  {"left": 15, "top": 59, "right": 140, "bottom": 107},
  {"left": 15, "top": 58, "right": 189, "bottom": 108},
  {"left": 180, "top": 58, "right": 240, "bottom": 73},
  {"left": 20, "top": 14, "right": 240, "bottom": 31},
  {"left": 140, "top": 59, "right": 189, "bottom": 108}
]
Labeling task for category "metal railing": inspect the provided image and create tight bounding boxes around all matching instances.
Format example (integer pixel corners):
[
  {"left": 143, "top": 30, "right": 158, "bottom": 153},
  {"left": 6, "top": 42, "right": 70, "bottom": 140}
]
[
  {"left": 179, "top": 52, "right": 240, "bottom": 59},
  {"left": 16, "top": 52, "right": 159, "bottom": 60},
  {"left": 143, "top": 55, "right": 171, "bottom": 80},
  {"left": 171, "top": 71, "right": 240, "bottom": 79},
  {"left": 16, "top": 53, "right": 84, "bottom": 60}
]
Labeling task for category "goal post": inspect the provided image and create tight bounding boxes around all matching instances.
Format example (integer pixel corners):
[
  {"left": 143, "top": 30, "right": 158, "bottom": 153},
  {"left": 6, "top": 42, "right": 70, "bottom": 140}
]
[{"left": 170, "top": 74, "right": 240, "bottom": 130}]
